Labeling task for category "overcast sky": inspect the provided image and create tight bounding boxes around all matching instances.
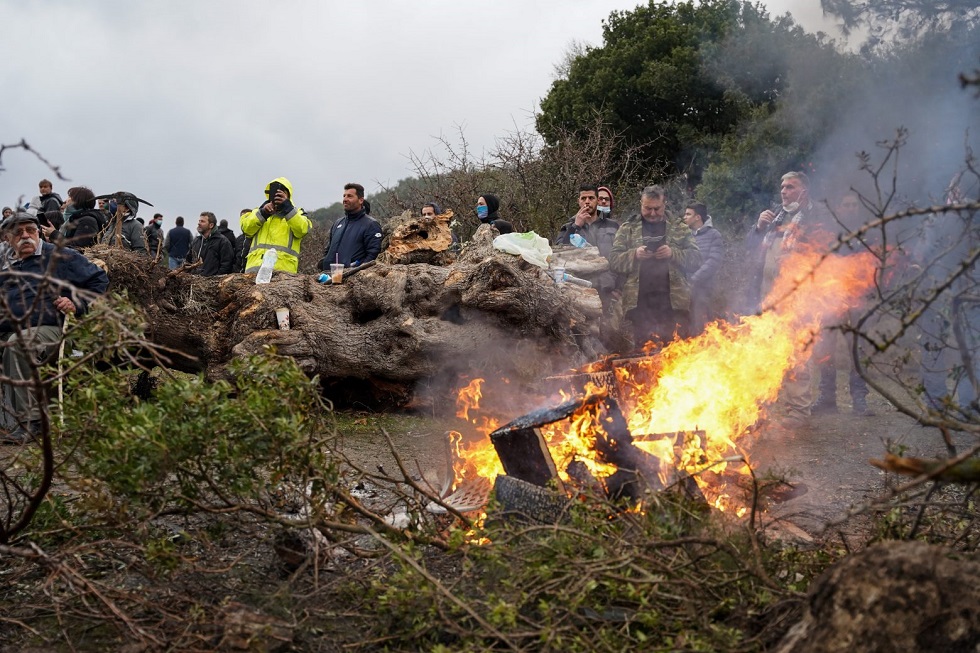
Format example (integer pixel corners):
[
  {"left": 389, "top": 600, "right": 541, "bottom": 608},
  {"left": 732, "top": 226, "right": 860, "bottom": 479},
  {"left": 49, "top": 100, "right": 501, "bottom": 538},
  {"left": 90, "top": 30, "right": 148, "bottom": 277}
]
[{"left": 2, "top": 0, "right": 841, "bottom": 232}]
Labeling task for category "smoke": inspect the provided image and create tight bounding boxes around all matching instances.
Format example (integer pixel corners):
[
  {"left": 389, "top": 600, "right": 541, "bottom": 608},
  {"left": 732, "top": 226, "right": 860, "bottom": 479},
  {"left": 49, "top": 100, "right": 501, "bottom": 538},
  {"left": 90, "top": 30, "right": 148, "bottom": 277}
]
[{"left": 799, "top": 27, "right": 979, "bottom": 218}]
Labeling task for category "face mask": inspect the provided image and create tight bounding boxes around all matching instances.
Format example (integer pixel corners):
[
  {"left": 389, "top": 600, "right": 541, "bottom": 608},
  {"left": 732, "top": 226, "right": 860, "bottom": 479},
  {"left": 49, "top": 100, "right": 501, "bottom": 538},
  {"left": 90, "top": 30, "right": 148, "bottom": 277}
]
[
  {"left": 476, "top": 205, "right": 489, "bottom": 219},
  {"left": 597, "top": 205, "right": 610, "bottom": 215},
  {"left": 782, "top": 201, "right": 800, "bottom": 213}
]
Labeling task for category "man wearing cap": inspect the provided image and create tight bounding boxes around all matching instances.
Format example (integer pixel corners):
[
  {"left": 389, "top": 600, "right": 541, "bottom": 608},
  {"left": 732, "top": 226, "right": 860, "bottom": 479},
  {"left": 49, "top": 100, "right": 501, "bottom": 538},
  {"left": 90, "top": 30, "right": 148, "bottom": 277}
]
[{"left": 0, "top": 212, "right": 108, "bottom": 444}]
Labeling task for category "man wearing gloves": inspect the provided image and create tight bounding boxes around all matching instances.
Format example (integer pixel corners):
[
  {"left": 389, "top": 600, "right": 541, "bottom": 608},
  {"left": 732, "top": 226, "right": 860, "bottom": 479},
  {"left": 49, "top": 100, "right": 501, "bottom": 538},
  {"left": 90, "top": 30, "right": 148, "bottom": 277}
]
[{"left": 242, "top": 177, "right": 312, "bottom": 274}]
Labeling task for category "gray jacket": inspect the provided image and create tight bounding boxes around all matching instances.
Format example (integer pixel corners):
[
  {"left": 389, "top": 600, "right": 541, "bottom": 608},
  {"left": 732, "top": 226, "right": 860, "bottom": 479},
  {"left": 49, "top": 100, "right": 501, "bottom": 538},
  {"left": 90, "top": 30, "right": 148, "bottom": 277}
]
[
  {"left": 691, "top": 218, "right": 724, "bottom": 288},
  {"left": 102, "top": 216, "right": 147, "bottom": 253}
]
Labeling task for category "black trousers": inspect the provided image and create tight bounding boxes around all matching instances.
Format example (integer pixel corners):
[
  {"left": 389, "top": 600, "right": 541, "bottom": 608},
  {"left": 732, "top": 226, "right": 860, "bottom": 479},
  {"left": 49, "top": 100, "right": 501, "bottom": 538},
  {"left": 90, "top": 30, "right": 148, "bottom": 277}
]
[{"left": 628, "top": 292, "right": 689, "bottom": 350}]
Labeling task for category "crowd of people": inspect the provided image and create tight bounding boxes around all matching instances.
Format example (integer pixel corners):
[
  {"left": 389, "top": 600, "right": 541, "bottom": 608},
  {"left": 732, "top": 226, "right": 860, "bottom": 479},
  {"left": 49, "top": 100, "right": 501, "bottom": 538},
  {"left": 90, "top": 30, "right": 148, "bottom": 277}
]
[
  {"left": 549, "top": 175, "right": 888, "bottom": 429},
  {"left": 0, "top": 168, "right": 973, "bottom": 443}
]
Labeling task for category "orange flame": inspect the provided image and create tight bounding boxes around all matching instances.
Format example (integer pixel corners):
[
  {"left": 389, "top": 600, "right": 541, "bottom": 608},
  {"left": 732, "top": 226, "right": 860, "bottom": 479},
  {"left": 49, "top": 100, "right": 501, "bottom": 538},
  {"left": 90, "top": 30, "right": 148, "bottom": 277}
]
[{"left": 449, "top": 247, "right": 879, "bottom": 513}]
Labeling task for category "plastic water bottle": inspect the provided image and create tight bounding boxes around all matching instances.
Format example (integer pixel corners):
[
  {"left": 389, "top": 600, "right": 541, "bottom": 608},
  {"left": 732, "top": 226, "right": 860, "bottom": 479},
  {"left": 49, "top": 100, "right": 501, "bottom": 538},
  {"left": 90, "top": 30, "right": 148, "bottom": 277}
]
[
  {"left": 255, "top": 249, "right": 278, "bottom": 284},
  {"left": 569, "top": 233, "right": 588, "bottom": 248}
]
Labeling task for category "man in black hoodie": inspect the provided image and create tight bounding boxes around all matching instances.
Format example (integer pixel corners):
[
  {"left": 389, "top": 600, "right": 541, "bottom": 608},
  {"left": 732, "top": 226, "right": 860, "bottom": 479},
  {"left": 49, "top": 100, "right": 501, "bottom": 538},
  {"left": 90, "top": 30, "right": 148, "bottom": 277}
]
[{"left": 319, "top": 183, "right": 383, "bottom": 269}]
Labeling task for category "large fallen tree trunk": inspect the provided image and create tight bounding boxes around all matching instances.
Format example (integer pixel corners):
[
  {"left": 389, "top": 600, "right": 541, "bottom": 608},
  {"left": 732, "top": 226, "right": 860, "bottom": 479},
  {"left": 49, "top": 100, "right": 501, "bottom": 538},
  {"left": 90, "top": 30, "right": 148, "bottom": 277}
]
[{"left": 90, "top": 226, "right": 615, "bottom": 407}]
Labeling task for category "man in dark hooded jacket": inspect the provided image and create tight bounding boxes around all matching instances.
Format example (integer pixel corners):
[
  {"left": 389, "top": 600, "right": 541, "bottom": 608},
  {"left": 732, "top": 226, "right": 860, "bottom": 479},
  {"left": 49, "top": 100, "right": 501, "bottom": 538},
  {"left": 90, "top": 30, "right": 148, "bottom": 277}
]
[
  {"left": 187, "top": 212, "right": 234, "bottom": 276},
  {"left": 145, "top": 214, "right": 164, "bottom": 259},
  {"left": 319, "top": 183, "right": 383, "bottom": 269},
  {"left": 476, "top": 193, "right": 514, "bottom": 233},
  {"left": 60, "top": 187, "right": 103, "bottom": 250},
  {"left": 216, "top": 219, "right": 237, "bottom": 250}
]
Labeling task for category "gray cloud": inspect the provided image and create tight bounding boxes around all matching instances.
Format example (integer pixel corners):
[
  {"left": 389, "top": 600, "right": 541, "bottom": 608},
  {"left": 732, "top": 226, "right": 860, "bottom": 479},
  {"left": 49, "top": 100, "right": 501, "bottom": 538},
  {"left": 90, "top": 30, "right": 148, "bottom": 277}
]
[{"left": 1, "top": 0, "right": 842, "bottom": 231}]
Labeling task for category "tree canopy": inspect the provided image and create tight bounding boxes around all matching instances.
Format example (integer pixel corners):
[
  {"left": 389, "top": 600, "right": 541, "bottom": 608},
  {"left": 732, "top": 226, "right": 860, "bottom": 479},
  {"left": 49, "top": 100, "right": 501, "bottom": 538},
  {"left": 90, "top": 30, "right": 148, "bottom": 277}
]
[
  {"left": 536, "top": 0, "right": 827, "bottom": 185},
  {"left": 820, "top": 0, "right": 980, "bottom": 44}
]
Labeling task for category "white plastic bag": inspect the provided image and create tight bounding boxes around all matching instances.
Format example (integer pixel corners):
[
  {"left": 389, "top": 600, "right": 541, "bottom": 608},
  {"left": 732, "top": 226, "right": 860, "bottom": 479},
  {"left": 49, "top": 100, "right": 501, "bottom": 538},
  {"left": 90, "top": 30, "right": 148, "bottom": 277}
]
[{"left": 492, "top": 232, "right": 552, "bottom": 269}]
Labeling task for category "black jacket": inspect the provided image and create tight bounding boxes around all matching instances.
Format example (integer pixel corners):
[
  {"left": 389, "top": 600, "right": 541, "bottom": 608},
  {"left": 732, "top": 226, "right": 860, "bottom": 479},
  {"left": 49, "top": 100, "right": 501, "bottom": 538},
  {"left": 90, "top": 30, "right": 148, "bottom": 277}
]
[
  {"left": 217, "top": 225, "right": 237, "bottom": 250},
  {"left": 234, "top": 232, "right": 252, "bottom": 273},
  {"left": 0, "top": 241, "right": 109, "bottom": 330},
  {"left": 37, "top": 193, "right": 65, "bottom": 234},
  {"left": 188, "top": 231, "right": 235, "bottom": 276},
  {"left": 319, "top": 209, "right": 383, "bottom": 269},
  {"left": 145, "top": 222, "right": 164, "bottom": 257},
  {"left": 62, "top": 209, "right": 103, "bottom": 249}
]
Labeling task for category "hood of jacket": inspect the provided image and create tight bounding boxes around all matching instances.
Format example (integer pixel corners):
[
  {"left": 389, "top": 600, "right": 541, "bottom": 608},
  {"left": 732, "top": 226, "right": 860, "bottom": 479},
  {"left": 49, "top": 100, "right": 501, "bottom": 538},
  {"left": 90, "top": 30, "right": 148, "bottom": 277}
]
[{"left": 264, "top": 177, "right": 295, "bottom": 201}]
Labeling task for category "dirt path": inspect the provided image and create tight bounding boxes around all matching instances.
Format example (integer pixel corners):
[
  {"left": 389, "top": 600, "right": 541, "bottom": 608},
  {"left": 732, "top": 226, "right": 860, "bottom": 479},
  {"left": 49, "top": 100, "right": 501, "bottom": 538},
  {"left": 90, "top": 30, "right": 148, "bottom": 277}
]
[{"left": 746, "top": 389, "right": 973, "bottom": 542}]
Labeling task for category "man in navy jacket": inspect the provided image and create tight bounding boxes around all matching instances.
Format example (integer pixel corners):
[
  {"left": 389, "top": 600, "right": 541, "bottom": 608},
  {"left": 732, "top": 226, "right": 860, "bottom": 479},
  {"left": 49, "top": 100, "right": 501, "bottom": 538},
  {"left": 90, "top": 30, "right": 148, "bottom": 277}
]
[
  {"left": 319, "top": 183, "right": 383, "bottom": 269},
  {"left": 0, "top": 212, "right": 108, "bottom": 444}
]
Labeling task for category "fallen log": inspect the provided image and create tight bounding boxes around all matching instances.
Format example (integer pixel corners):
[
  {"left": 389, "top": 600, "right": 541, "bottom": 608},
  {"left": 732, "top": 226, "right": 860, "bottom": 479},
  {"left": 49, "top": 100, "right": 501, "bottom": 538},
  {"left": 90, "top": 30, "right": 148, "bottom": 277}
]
[
  {"left": 870, "top": 452, "right": 980, "bottom": 483},
  {"left": 87, "top": 226, "right": 621, "bottom": 408}
]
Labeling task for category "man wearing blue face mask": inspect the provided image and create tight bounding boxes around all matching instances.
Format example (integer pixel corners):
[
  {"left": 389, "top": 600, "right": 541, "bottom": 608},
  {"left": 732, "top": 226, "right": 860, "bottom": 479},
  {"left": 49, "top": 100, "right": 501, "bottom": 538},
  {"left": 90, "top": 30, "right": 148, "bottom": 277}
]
[
  {"left": 476, "top": 193, "right": 514, "bottom": 234},
  {"left": 554, "top": 184, "right": 623, "bottom": 312}
]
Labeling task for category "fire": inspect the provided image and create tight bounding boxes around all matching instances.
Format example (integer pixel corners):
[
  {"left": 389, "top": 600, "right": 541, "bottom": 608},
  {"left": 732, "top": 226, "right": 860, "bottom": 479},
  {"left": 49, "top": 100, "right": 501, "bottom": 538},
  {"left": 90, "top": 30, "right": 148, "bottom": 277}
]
[
  {"left": 448, "top": 246, "right": 878, "bottom": 513},
  {"left": 450, "top": 378, "right": 503, "bottom": 485},
  {"left": 455, "top": 378, "right": 484, "bottom": 422},
  {"left": 539, "top": 385, "right": 619, "bottom": 482}
]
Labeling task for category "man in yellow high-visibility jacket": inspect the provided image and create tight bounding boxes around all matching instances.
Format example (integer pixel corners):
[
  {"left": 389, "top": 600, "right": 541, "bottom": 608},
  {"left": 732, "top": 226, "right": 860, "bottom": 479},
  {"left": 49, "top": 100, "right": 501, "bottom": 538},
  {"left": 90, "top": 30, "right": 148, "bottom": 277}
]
[{"left": 241, "top": 177, "right": 312, "bottom": 274}]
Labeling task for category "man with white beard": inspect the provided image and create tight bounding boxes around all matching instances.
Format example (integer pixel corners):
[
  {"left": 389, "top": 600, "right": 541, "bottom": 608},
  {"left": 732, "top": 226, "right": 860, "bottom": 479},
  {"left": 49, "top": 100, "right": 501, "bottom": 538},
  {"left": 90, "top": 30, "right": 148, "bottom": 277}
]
[{"left": 0, "top": 212, "right": 108, "bottom": 444}]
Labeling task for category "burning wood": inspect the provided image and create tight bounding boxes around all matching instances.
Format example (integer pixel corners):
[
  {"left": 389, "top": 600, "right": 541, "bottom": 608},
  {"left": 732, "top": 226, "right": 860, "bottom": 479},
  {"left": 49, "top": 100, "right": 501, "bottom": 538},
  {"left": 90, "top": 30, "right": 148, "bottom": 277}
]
[
  {"left": 448, "top": 245, "right": 881, "bottom": 518},
  {"left": 489, "top": 392, "right": 707, "bottom": 509}
]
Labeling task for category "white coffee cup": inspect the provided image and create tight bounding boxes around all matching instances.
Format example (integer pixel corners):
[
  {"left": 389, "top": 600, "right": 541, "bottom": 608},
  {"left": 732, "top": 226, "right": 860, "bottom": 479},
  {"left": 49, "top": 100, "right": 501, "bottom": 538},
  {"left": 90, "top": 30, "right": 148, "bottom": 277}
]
[{"left": 275, "top": 307, "right": 290, "bottom": 330}]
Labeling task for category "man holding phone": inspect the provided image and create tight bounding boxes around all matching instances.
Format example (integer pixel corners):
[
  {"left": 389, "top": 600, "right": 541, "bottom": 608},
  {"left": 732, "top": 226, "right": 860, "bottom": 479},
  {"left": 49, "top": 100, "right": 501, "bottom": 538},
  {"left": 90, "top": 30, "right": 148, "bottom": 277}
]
[
  {"left": 611, "top": 185, "right": 700, "bottom": 350},
  {"left": 241, "top": 177, "right": 312, "bottom": 274}
]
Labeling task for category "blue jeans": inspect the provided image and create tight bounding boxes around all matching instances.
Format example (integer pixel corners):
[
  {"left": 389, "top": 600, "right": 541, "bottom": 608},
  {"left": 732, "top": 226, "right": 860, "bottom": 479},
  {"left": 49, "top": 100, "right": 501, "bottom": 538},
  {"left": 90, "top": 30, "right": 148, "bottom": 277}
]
[{"left": 168, "top": 256, "right": 184, "bottom": 270}]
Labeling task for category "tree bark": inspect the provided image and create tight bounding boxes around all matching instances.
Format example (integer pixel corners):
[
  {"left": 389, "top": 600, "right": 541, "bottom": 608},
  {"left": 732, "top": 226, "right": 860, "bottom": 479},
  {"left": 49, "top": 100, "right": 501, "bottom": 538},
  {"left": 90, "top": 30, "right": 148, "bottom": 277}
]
[
  {"left": 776, "top": 541, "right": 980, "bottom": 653},
  {"left": 89, "top": 226, "right": 614, "bottom": 407}
]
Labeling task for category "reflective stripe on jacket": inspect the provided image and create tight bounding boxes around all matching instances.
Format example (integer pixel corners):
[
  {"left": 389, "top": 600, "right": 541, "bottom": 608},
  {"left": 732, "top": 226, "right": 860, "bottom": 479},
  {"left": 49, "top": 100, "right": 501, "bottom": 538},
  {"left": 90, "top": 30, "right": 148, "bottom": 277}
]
[{"left": 241, "top": 177, "right": 312, "bottom": 274}]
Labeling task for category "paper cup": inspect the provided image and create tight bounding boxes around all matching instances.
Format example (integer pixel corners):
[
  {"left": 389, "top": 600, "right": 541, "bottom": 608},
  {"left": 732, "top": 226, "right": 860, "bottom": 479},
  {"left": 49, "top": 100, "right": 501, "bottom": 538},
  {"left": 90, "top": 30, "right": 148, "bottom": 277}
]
[
  {"left": 275, "top": 307, "right": 290, "bottom": 330},
  {"left": 330, "top": 263, "right": 344, "bottom": 284}
]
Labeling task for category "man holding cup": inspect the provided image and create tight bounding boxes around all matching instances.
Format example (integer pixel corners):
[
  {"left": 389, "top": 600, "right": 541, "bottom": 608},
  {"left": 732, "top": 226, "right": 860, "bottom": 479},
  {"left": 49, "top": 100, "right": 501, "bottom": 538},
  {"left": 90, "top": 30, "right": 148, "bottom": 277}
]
[{"left": 744, "top": 171, "right": 832, "bottom": 427}]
